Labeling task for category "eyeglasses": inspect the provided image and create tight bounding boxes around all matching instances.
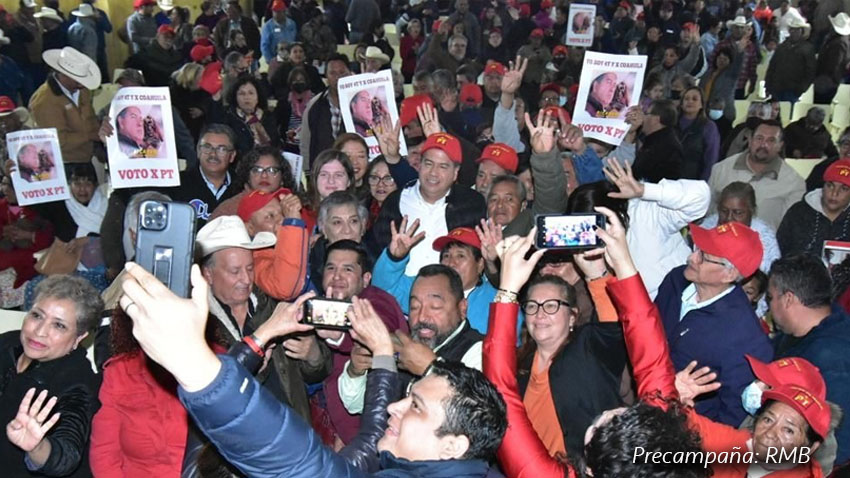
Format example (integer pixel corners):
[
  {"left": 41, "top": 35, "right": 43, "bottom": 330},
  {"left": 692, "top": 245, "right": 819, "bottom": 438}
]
[
  {"left": 368, "top": 174, "right": 395, "bottom": 186},
  {"left": 199, "top": 143, "right": 234, "bottom": 157},
  {"left": 521, "top": 299, "right": 571, "bottom": 315},
  {"left": 250, "top": 166, "right": 282, "bottom": 176},
  {"left": 694, "top": 248, "right": 728, "bottom": 267}
]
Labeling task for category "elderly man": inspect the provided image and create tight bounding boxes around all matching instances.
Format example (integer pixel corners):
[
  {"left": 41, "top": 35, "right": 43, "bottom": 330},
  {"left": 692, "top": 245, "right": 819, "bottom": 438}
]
[
  {"left": 768, "top": 254, "right": 850, "bottom": 467},
  {"left": 709, "top": 119, "right": 806, "bottom": 229},
  {"left": 655, "top": 222, "right": 774, "bottom": 426},
  {"left": 784, "top": 106, "right": 839, "bottom": 159},
  {"left": 195, "top": 215, "right": 331, "bottom": 418},
  {"left": 631, "top": 99, "right": 685, "bottom": 182},
  {"left": 448, "top": 0, "right": 481, "bottom": 57},
  {"left": 127, "top": 0, "right": 158, "bottom": 53},
  {"left": 778, "top": 159, "right": 850, "bottom": 257},
  {"left": 369, "top": 133, "right": 486, "bottom": 276},
  {"left": 29, "top": 47, "right": 100, "bottom": 166},
  {"left": 132, "top": 24, "right": 184, "bottom": 87}
]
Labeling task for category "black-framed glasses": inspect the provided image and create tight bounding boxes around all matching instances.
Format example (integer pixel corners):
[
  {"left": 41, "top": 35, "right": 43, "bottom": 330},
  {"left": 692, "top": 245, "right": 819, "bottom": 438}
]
[
  {"left": 694, "top": 248, "right": 728, "bottom": 267},
  {"left": 250, "top": 166, "right": 282, "bottom": 176},
  {"left": 199, "top": 143, "right": 234, "bottom": 157},
  {"left": 368, "top": 174, "right": 395, "bottom": 186},
  {"left": 521, "top": 299, "right": 571, "bottom": 315}
]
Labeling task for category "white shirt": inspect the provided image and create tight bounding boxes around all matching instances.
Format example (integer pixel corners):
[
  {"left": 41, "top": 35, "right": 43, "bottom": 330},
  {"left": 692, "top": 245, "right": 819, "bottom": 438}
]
[
  {"left": 398, "top": 182, "right": 449, "bottom": 276},
  {"left": 200, "top": 169, "right": 232, "bottom": 201},
  {"left": 56, "top": 80, "right": 80, "bottom": 107},
  {"left": 680, "top": 283, "right": 736, "bottom": 321}
]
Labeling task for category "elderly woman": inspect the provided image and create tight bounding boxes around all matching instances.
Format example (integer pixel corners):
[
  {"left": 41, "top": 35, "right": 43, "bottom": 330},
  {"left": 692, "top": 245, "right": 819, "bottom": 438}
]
[
  {"left": 308, "top": 191, "right": 370, "bottom": 290},
  {"left": 302, "top": 150, "right": 356, "bottom": 232},
  {"left": 210, "top": 146, "right": 296, "bottom": 220},
  {"left": 0, "top": 275, "right": 102, "bottom": 477},
  {"left": 220, "top": 76, "right": 281, "bottom": 155}
]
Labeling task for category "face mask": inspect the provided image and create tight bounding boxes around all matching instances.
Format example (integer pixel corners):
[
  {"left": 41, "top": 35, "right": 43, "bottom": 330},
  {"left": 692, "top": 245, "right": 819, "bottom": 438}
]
[
  {"left": 741, "top": 381, "right": 763, "bottom": 415},
  {"left": 559, "top": 95, "right": 568, "bottom": 106},
  {"left": 670, "top": 90, "right": 682, "bottom": 100},
  {"left": 292, "top": 82, "right": 308, "bottom": 93},
  {"left": 708, "top": 109, "right": 724, "bottom": 120}
]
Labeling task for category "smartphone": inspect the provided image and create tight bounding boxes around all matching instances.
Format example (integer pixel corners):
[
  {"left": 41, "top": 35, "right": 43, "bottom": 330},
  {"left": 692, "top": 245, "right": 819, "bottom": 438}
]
[
  {"left": 303, "top": 297, "right": 353, "bottom": 330},
  {"left": 134, "top": 200, "right": 196, "bottom": 298},
  {"left": 535, "top": 213, "right": 606, "bottom": 250}
]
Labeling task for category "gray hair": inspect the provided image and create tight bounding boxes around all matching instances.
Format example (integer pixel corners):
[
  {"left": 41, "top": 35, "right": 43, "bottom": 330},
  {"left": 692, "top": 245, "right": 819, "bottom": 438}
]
[
  {"left": 224, "top": 51, "right": 244, "bottom": 71},
  {"left": 448, "top": 34, "right": 468, "bottom": 47},
  {"left": 489, "top": 174, "right": 527, "bottom": 203},
  {"left": 317, "top": 191, "right": 368, "bottom": 228},
  {"left": 33, "top": 275, "right": 104, "bottom": 335},
  {"left": 198, "top": 123, "right": 237, "bottom": 150},
  {"left": 123, "top": 191, "right": 171, "bottom": 261}
]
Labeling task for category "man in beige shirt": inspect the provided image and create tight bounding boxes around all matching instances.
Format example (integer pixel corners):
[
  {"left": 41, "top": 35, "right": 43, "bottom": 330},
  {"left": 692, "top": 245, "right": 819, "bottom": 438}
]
[{"left": 708, "top": 119, "right": 805, "bottom": 229}]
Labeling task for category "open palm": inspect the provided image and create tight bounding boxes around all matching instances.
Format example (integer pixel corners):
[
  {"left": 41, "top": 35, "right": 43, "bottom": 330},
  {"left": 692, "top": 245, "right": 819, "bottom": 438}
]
[{"left": 7, "top": 388, "right": 60, "bottom": 452}]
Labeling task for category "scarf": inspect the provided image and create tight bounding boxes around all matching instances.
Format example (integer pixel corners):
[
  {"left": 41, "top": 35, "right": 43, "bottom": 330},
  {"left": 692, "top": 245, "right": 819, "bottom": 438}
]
[
  {"left": 236, "top": 107, "right": 265, "bottom": 144},
  {"left": 288, "top": 90, "right": 314, "bottom": 118},
  {"left": 65, "top": 187, "right": 107, "bottom": 238}
]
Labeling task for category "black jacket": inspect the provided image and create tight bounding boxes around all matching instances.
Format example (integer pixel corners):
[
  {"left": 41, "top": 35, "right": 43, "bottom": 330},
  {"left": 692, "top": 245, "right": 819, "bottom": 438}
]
[
  {"left": 0, "top": 331, "right": 99, "bottom": 478},
  {"left": 303, "top": 90, "right": 336, "bottom": 168},
  {"left": 777, "top": 192, "right": 850, "bottom": 257},
  {"left": 366, "top": 183, "right": 486, "bottom": 258},
  {"left": 217, "top": 106, "right": 281, "bottom": 156},
  {"left": 632, "top": 127, "right": 684, "bottom": 183},
  {"left": 167, "top": 167, "right": 240, "bottom": 229}
]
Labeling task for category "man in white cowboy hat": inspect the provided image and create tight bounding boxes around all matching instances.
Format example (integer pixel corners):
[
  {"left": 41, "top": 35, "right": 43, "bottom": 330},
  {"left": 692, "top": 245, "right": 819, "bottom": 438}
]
[
  {"left": 155, "top": 0, "right": 175, "bottom": 27},
  {"left": 76, "top": 1, "right": 114, "bottom": 82},
  {"left": 765, "top": 15, "right": 816, "bottom": 102},
  {"left": 33, "top": 7, "right": 67, "bottom": 52},
  {"left": 813, "top": 12, "right": 850, "bottom": 103},
  {"left": 68, "top": 3, "right": 98, "bottom": 62},
  {"left": 775, "top": 0, "right": 804, "bottom": 42},
  {"left": 195, "top": 215, "right": 332, "bottom": 420},
  {"left": 363, "top": 45, "right": 390, "bottom": 73},
  {"left": 712, "top": 15, "right": 759, "bottom": 99},
  {"left": 812, "top": 0, "right": 850, "bottom": 48},
  {"left": 28, "top": 46, "right": 101, "bottom": 165}
]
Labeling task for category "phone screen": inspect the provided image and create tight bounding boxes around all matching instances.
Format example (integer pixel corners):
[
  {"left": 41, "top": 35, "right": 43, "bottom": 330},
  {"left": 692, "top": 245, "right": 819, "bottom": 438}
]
[
  {"left": 536, "top": 214, "right": 604, "bottom": 249},
  {"left": 304, "top": 298, "right": 352, "bottom": 329}
]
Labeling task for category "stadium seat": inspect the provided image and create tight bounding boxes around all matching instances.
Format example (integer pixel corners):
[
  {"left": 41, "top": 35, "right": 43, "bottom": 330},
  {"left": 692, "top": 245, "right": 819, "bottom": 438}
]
[
  {"left": 778, "top": 101, "right": 792, "bottom": 126},
  {"left": 785, "top": 158, "right": 824, "bottom": 181},
  {"left": 798, "top": 84, "right": 814, "bottom": 104},
  {"left": 834, "top": 84, "right": 850, "bottom": 106}
]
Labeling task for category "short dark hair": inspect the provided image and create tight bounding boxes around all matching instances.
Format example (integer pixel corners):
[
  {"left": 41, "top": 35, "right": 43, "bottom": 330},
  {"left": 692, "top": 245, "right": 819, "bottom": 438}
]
[
  {"left": 649, "top": 99, "right": 678, "bottom": 128},
  {"left": 325, "top": 239, "right": 373, "bottom": 274},
  {"left": 227, "top": 76, "right": 268, "bottom": 113},
  {"left": 440, "top": 241, "right": 483, "bottom": 263},
  {"left": 718, "top": 181, "right": 757, "bottom": 212},
  {"left": 769, "top": 255, "right": 832, "bottom": 308},
  {"left": 236, "top": 145, "right": 295, "bottom": 191},
  {"left": 456, "top": 64, "right": 478, "bottom": 84},
  {"left": 414, "top": 264, "right": 464, "bottom": 303},
  {"left": 567, "top": 181, "right": 630, "bottom": 229},
  {"left": 585, "top": 400, "right": 708, "bottom": 478},
  {"left": 430, "top": 360, "right": 507, "bottom": 461},
  {"left": 326, "top": 53, "right": 350, "bottom": 70},
  {"left": 525, "top": 274, "right": 577, "bottom": 305},
  {"left": 754, "top": 119, "right": 784, "bottom": 142}
]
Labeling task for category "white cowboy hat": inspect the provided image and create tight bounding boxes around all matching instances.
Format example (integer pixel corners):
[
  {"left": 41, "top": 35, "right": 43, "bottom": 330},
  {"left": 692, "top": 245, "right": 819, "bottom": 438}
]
[
  {"left": 726, "top": 15, "right": 751, "bottom": 28},
  {"left": 0, "top": 30, "right": 10, "bottom": 46},
  {"left": 72, "top": 4, "right": 96, "bottom": 17},
  {"left": 34, "top": 7, "right": 64, "bottom": 23},
  {"left": 42, "top": 47, "right": 101, "bottom": 90},
  {"left": 21, "top": 0, "right": 36, "bottom": 8},
  {"left": 157, "top": 0, "right": 175, "bottom": 11},
  {"left": 195, "top": 216, "right": 277, "bottom": 257},
  {"left": 786, "top": 16, "right": 811, "bottom": 31},
  {"left": 830, "top": 12, "right": 850, "bottom": 36},
  {"left": 364, "top": 46, "right": 390, "bottom": 65}
]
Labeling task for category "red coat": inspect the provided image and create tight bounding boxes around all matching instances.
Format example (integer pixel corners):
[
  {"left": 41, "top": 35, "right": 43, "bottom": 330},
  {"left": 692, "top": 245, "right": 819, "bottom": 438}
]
[
  {"left": 89, "top": 351, "right": 188, "bottom": 478},
  {"left": 400, "top": 34, "right": 424, "bottom": 79},
  {"left": 0, "top": 198, "right": 53, "bottom": 287}
]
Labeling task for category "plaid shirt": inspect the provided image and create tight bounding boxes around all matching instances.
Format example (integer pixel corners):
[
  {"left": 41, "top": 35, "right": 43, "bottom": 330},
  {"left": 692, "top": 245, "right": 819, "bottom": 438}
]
[
  {"left": 329, "top": 101, "right": 341, "bottom": 138},
  {"left": 713, "top": 38, "right": 760, "bottom": 90}
]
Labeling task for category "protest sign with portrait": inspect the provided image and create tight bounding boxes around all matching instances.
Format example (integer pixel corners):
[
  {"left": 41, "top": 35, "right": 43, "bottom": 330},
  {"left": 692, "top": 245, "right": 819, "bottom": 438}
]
[
  {"left": 572, "top": 51, "right": 647, "bottom": 145},
  {"left": 337, "top": 70, "right": 407, "bottom": 159},
  {"left": 106, "top": 87, "right": 180, "bottom": 189},
  {"left": 7, "top": 128, "right": 70, "bottom": 205},
  {"left": 566, "top": 4, "right": 596, "bottom": 46}
]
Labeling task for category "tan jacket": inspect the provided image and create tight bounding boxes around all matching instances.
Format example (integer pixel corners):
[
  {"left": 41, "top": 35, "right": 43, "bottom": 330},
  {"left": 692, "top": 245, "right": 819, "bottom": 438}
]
[{"left": 28, "top": 75, "right": 99, "bottom": 164}]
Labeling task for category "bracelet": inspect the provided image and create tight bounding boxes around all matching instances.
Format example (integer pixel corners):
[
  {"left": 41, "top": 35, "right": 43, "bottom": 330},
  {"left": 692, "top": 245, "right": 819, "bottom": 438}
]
[
  {"left": 494, "top": 289, "right": 519, "bottom": 304},
  {"left": 242, "top": 335, "right": 264, "bottom": 358},
  {"left": 586, "top": 269, "right": 610, "bottom": 281}
]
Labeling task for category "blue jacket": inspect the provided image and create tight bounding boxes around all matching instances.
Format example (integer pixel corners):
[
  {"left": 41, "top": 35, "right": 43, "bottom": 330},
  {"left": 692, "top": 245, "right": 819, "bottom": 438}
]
[
  {"left": 572, "top": 146, "right": 606, "bottom": 185},
  {"left": 655, "top": 265, "right": 774, "bottom": 426},
  {"left": 179, "top": 356, "right": 494, "bottom": 478},
  {"left": 775, "top": 305, "right": 850, "bottom": 466},
  {"left": 260, "top": 18, "right": 297, "bottom": 62},
  {"left": 371, "top": 249, "right": 523, "bottom": 336}
]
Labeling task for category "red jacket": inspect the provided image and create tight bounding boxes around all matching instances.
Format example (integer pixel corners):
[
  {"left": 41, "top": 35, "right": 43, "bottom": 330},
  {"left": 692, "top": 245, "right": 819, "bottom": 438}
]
[
  {"left": 0, "top": 198, "right": 53, "bottom": 287},
  {"left": 89, "top": 351, "right": 188, "bottom": 478}
]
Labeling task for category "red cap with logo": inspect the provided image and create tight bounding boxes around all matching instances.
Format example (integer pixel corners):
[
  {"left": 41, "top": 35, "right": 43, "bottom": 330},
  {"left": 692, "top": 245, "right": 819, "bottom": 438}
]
[
  {"left": 191, "top": 44, "right": 215, "bottom": 62},
  {"left": 421, "top": 133, "right": 462, "bottom": 164},
  {"left": 477, "top": 143, "right": 518, "bottom": 173},
  {"left": 399, "top": 94, "right": 434, "bottom": 127},
  {"left": 531, "top": 28, "right": 544, "bottom": 37},
  {"left": 238, "top": 188, "right": 292, "bottom": 222},
  {"left": 689, "top": 221, "right": 763, "bottom": 278},
  {"left": 484, "top": 60, "right": 506, "bottom": 76},
  {"left": 272, "top": 0, "right": 286, "bottom": 11},
  {"left": 552, "top": 44, "right": 569, "bottom": 56},
  {"left": 0, "top": 96, "right": 17, "bottom": 113},
  {"left": 158, "top": 24, "right": 176, "bottom": 36},
  {"left": 459, "top": 83, "right": 483, "bottom": 106},
  {"left": 432, "top": 227, "right": 482, "bottom": 251},
  {"left": 823, "top": 159, "right": 850, "bottom": 187}
]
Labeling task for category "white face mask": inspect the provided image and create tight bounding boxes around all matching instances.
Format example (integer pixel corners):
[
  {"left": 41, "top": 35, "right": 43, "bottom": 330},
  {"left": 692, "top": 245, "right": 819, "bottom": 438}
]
[
  {"left": 708, "top": 109, "right": 724, "bottom": 120},
  {"left": 741, "top": 381, "right": 763, "bottom": 415}
]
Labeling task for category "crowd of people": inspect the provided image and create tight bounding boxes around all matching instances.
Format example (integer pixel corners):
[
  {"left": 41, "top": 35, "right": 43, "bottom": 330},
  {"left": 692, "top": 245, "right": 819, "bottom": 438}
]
[{"left": 0, "top": 0, "right": 849, "bottom": 476}]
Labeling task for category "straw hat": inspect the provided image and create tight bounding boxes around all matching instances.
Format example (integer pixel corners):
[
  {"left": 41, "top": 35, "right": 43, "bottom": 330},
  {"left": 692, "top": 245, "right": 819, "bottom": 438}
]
[
  {"left": 42, "top": 47, "right": 101, "bottom": 90},
  {"left": 157, "top": 0, "right": 175, "bottom": 10}
]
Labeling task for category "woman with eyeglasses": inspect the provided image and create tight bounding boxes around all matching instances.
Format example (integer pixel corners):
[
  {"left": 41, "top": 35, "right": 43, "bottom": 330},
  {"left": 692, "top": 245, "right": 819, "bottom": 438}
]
[
  {"left": 210, "top": 146, "right": 296, "bottom": 220},
  {"left": 362, "top": 157, "right": 397, "bottom": 227}
]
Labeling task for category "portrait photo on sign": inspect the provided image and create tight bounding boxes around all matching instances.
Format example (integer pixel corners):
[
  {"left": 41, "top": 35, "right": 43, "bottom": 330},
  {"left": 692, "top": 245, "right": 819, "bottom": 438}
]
[
  {"left": 584, "top": 70, "right": 636, "bottom": 119},
  {"left": 571, "top": 12, "right": 592, "bottom": 33},
  {"left": 16, "top": 142, "right": 56, "bottom": 183},
  {"left": 348, "top": 87, "right": 390, "bottom": 138},
  {"left": 116, "top": 105, "right": 167, "bottom": 159}
]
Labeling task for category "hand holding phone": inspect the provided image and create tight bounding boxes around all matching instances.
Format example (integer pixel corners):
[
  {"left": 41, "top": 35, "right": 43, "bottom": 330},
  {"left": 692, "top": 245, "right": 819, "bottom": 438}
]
[
  {"left": 135, "top": 200, "right": 196, "bottom": 298},
  {"left": 303, "top": 297, "right": 353, "bottom": 330},
  {"left": 535, "top": 213, "right": 606, "bottom": 250}
]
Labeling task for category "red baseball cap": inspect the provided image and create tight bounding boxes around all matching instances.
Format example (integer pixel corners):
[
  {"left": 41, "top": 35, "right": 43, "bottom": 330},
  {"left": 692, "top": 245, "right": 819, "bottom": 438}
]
[
  {"left": 158, "top": 24, "right": 176, "bottom": 36},
  {"left": 531, "top": 28, "right": 544, "bottom": 37},
  {"left": 489, "top": 27, "right": 502, "bottom": 36},
  {"left": 399, "top": 94, "right": 434, "bottom": 127},
  {"left": 689, "top": 222, "right": 763, "bottom": 278},
  {"left": 518, "top": 4, "right": 531, "bottom": 17},
  {"left": 540, "top": 82, "right": 561, "bottom": 96},
  {"left": 618, "top": 1, "right": 631, "bottom": 9},
  {"left": 191, "top": 44, "right": 215, "bottom": 62},
  {"left": 763, "top": 383, "right": 830, "bottom": 438},
  {"left": 432, "top": 227, "right": 482, "bottom": 251},
  {"left": 823, "top": 159, "right": 850, "bottom": 187},
  {"left": 0, "top": 96, "right": 18, "bottom": 113},
  {"left": 238, "top": 187, "right": 292, "bottom": 222},
  {"left": 682, "top": 21, "right": 698, "bottom": 31},
  {"left": 543, "top": 106, "right": 572, "bottom": 124},
  {"left": 199, "top": 62, "right": 223, "bottom": 95},
  {"left": 541, "top": 0, "right": 554, "bottom": 9},
  {"left": 134, "top": 0, "right": 156, "bottom": 8},
  {"left": 484, "top": 60, "right": 506, "bottom": 76},
  {"left": 477, "top": 143, "right": 518, "bottom": 173},
  {"left": 459, "top": 83, "right": 483, "bottom": 106},
  {"left": 552, "top": 44, "right": 569, "bottom": 56},
  {"left": 421, "top": 132, "right": 462, "bottom": 164},
  {"left": 271, "top": 0, "right": 286, "bottom": 11}
]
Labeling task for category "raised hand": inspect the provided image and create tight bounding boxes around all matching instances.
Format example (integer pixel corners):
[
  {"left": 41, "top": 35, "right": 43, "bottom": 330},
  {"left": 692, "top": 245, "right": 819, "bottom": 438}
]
[
  {"left": 624, "top": 106, "right": 644, "bottom": 134},
  {"left": 525, "top": 110, "right": 557, "bottom": 155},
  {"left": 393, "top": 331, "right": 437, "bottom": 375},
  {"left": 589, "top": 206, "right": 637, "bottom": 279},
  {"left": 501, "top": 55, "right": 528, "bottom": 95},
  {"left": 675, "top": 361, "right": 721, "bottom": 407},
  {"left": 558, "top": 123, "right": 586, "bottom": 153},
  {"left": 98, "top": 116, "right": 114, "bottom": 142},
  {"left": 416, "top": 103, "right": 441, "bottom": 137},
  {"left": 603, "top": 158, "right": 644, "bottom": 199},
  {"left": 475, "top": 218, "right": 503, "bottom": 264},
  {"left": 279, "top": 193, "right": 302, "bottom": 219},
  {"left": 349, "top": 296, "right": 394, "bottom": 356},
  {"left": 388, "top": 215, "right": 426, "bottom": 259},
  {"left": 496, "top": 227, "right": 546, "bottom": 293},
  {"left": 374, "top": 115, "right": 401, "bottom": 163},
  {"left": 6, "top": 388, "right": 60, "bottom": 455}
]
